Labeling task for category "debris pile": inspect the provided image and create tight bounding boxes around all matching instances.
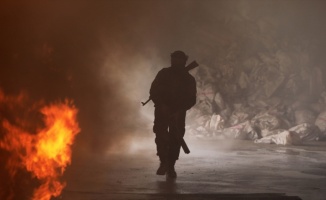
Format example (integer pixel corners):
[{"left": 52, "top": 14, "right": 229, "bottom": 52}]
[
  {"left": 188, "top": 63, "right": 325, "bottom": 145},
  {"left": 188, "top": 30, "right": 326, "bottom": 145},
  {"left": 188, "top": 53, "right": 325, "bottom": 144}
]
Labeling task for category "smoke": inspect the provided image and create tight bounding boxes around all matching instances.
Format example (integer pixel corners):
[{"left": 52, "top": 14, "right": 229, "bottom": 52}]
[{"left": 1, "top": 0, "right": 326, "bottom": 157}]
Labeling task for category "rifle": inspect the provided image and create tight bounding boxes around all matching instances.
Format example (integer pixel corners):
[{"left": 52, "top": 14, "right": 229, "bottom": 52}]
[
  {"left": 171, "top": 111, "right": 190, "bottom": 154},
  {"left": 181, "top": 139, "right": 190, "bottom": 154},
  {"left": 141, "top": 60, "right": 199, "bottom": 106}
]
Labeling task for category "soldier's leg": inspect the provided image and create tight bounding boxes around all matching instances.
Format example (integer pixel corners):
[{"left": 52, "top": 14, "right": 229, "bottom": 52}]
[
  {"left": 153, "top": 107, "right": 169, "bottom": 175},
  {"left": 167, "top": 111, "right": 186, "bottom": 178}
]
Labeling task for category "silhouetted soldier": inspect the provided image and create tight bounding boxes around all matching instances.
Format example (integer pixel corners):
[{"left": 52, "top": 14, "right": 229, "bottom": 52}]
[{"left": 150, "top": 51, "right": 196, "bottom": 179}]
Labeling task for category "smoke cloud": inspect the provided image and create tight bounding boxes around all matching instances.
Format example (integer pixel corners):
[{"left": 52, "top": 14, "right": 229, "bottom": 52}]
[{"left": 1, "top": 0, "right": 326, "bottom": 156}]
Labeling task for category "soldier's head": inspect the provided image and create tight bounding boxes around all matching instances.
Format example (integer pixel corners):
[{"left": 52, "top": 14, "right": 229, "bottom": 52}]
[{"left": 171, "top": 50, "right": 188, "bottom": 68}]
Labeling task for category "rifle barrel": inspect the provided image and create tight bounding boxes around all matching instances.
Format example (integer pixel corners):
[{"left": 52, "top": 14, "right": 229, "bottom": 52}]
[
  {"left": 141, "top": 98, "right": 151, "bottom": 106},
  {"left": 180, "top": 138, "right": 190, "bottom": 154}
]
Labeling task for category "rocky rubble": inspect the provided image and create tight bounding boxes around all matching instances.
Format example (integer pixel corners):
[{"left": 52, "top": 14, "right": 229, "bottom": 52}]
[
  {"left": 188, "top": 80, "right": 326, "bottom": 144},
  {"left": 184, "top": 6, "right": 326, "bottom": 145},
  {"left": 187, "top": 60, "right": 326, "bottom": 144},
  {"left": 187, "top": 43, "right": 326, "bottom": 145}
]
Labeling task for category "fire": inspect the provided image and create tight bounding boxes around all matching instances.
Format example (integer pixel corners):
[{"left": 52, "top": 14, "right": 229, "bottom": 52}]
[{"left": 0, "top": 90, "right": 80, "bottom": 200}]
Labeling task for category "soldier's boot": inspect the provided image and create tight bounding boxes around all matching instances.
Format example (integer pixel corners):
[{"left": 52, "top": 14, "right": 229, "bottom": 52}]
[
  {"left": 166, "top": 160, "right": 177, "bottom": 179},
  {"left": 156, "top": 156, "right": 168, "bottom": 175}
]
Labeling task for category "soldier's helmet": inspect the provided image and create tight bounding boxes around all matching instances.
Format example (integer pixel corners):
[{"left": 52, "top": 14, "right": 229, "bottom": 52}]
[{"left": 171, "top": 51, "right": 188, "bottom": 60}]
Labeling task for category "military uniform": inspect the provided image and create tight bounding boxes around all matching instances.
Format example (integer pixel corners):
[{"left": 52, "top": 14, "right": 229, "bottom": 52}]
[{"left": 150, "top": 53, "right": 196, "bottom": 177}]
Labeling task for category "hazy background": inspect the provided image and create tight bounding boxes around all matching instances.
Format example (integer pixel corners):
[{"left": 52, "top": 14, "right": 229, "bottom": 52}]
[{"left": 1, "top": 0, "right": 326, "bottom": 155}]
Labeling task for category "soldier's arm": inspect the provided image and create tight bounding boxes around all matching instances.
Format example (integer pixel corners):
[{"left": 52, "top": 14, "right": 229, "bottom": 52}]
[{"left": 149, "top": 69, "right": 166, "bottom": 105}]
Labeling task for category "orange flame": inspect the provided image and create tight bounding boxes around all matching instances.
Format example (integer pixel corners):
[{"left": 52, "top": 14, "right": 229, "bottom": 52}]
[{"left": 0, "top": 90, "right": 80, "bottom": 200}]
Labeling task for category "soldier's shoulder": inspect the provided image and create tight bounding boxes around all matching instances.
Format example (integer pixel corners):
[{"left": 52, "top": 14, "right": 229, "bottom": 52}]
[
  {"left": 186, "top": 71, "right": 196, "bottom": 79},
  {"left": 157, "top": 67, "right": 172, "bottom": 75},
  {"left": 159, "top": 67, "right": 170, "bottom": 72}
]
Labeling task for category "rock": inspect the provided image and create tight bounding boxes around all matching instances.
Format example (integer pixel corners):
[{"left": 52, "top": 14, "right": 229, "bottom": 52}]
[
  {"left": 294, "top": 109, "right": 316, "bottom": 125},
  {"left": 229, "top": 111, "right": 249, "bottom": 126},
  {"left": 315, "top": 111, "right": 326, "bottom": 134},
  {"left": 289, "top": 123, "right": 320, "bottom": 141},
  {"left": 208, "top": 114, "right": 224, "bottom": 131},
  {"left": 222, "top": 121, "right": 258, "bottom": 140},
  {"left": 251, "top": 113, "right": 280, "bottom": 133},
  {"left": 254, "top": 130, "right": 301, "bottom": 145}
]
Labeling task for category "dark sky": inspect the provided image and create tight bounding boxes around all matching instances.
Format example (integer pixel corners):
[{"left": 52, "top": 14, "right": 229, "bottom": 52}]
[{"left": 1, "top": 0, "right": 326, "bottom": 154}]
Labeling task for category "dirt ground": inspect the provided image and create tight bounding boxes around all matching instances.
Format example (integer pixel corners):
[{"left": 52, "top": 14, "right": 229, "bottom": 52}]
[{"left": 62, "top": 138, "right": 326, "bottom": 200}]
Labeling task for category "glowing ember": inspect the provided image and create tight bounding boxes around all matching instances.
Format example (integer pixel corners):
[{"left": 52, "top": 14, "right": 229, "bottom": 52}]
[{"left": 0, "top": 90, "right": 80, "bottom": 200}]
